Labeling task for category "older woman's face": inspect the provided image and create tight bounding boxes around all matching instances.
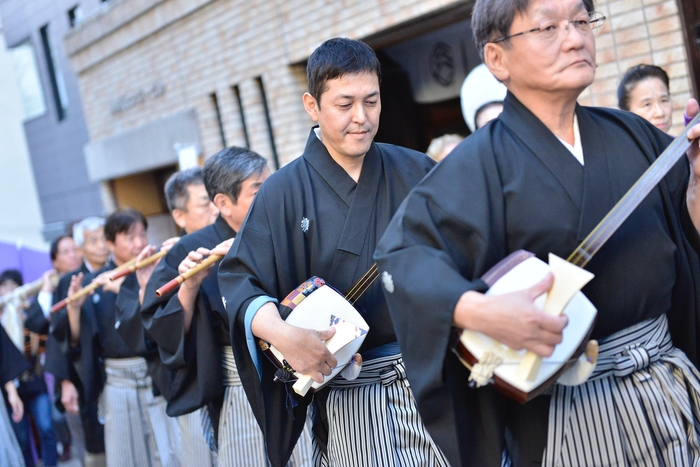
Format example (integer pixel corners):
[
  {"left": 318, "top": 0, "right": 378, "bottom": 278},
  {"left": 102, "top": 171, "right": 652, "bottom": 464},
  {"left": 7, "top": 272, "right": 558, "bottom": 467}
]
[{"left": 627, "top": 77, "right": 672, "bottom": 133}]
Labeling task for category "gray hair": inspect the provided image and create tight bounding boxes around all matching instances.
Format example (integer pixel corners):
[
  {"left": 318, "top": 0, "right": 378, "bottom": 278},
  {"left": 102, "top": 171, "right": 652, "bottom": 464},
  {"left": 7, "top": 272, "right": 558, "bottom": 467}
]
[
  {"left": 72, "top": 217, "right": 105, "bottom": 247},
  {"left": 164, "top": 167, "right": 204, "bottom": 212},
  {"left": 203, "top": 147, "right": 267, "bottom": 203},
  {"left": 472, "top": 0, "right": 595, "bottom": 60}
]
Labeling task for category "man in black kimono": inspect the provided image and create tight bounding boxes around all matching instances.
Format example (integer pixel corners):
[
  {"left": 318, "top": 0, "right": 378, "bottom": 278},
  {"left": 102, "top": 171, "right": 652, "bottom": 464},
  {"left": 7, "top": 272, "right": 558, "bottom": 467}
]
[
  {"left": 23, "top": 235, "right": 82, "bottom": 463},
  {"left": 118, "top": 167, "right": 217, "bottom": 467},
  {"left": 42, "top": 218, "right": 108, "bottom": 467},
  {"left": 218, "top": 38, "right": 447, "bottom": 467},
  {"left": 59, "top": 208, "right": 179, "bottom": 467},
  {"left": 141, "top": 148, "right": 294, "bottom": 466},
  {"left": 374, "top": 1, "right": 700, "bottom": 466}
]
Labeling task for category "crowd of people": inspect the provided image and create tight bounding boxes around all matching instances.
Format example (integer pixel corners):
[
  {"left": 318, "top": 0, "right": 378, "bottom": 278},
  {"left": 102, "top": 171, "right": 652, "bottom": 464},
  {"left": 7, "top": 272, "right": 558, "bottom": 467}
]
[{"left": 1, "top": 0, "right": 700, "bottom": 466}]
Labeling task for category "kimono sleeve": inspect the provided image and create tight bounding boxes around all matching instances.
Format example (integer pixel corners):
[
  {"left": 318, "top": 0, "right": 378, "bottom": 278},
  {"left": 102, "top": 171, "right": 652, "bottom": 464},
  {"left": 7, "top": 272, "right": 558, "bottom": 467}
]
[
  {"left": 0, "top": 324, "right": 30, "bottom": 384},
  {"left": 141, "top": 244, "right": 187, "bottom": 369},
  {"left": 115, "top": 274, "right": 151, "bottom": 357},
  {"left": 24, "top": 299, "right": 49, "bottom": 334},
  {"left": 219, "top": 187, "right": 282, "bottom": 368},
  {"left": 218, "top": 187, "right": 311, "bottom": 467},
  {"left": 374, "top": 141, "right": 506, "bottom": 435}
]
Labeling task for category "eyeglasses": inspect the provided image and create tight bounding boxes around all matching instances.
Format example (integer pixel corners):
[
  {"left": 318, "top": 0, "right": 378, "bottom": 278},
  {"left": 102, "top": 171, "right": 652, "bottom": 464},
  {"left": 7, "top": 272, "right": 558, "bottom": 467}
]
[{"left": 491, "top": 11, "right": 606, "bottom": 44}]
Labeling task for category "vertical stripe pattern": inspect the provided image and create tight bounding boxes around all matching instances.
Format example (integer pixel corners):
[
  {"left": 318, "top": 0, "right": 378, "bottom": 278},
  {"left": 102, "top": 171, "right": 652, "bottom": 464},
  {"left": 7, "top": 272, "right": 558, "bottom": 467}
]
[
  {"left": 180, "top": 410, "right": 217, "bottom": 467},
  {"left": 544, "top": 314, "right": 700, "bottom": 467},
  {"left": 103, "top": 357, "right": 181, "bottom": 467},
  {"left": 318, "top": 354, "right": 449, "bottom": 467},
  {"left": 218, "top": 347, "right": 313, "bottom": 466},
  {"left": 0, "top": 398, "right": 25, "bottom": 466}
]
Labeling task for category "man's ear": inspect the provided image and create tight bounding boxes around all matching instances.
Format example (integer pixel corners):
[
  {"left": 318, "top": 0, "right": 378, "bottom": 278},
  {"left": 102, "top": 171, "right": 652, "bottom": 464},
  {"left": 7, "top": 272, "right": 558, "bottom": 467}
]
[
  {"left": 213, "top": 193, "right": 233, "bottom": 217},
  {"left": 303, "top": 92, "right": 320, "bottom": 122},
  {"left": 171, "top": 209, "right": 187, "bottom": 229},
  {"left": 105, "top": 240, "right": 116, "bottom": 254},
  {"left": 484, "top": 42, "right": 509, "bottom": 84}
]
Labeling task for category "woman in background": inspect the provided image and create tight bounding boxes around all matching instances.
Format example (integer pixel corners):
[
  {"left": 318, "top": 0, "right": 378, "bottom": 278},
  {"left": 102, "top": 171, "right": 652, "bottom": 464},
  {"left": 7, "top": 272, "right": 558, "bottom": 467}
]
[{"left": 618, "top": 64, "right": 673, "bottom": 133}]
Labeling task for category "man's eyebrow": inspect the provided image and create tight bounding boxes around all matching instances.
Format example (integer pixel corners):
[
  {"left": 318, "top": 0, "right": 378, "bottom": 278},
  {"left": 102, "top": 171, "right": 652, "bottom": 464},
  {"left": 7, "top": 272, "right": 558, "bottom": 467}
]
[{"left": 336, "top": 90, "right": 380, "bottom": 100}]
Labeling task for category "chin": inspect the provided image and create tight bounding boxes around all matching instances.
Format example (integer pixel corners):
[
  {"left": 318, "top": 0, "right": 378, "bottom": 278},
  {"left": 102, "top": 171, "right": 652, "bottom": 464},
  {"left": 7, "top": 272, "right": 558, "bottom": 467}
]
[{"left": 347, "top": 142, "right": 373, "bottom": 158}]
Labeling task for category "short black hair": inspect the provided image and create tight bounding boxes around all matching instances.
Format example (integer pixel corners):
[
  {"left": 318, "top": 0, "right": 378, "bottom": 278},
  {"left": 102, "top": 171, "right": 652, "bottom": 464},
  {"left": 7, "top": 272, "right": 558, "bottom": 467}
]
[
  {"left": 104, "top": 208, "right": 147, "bottom": 243},
  {"left": 203, "top": 147, "right": 267, "bottom": 203},
  {"left": 617, "top": 64, "right": 670, "bottom": 111},
  {"left": 164, "top": 167, "right": 205, "bottom": 212},
  {"left": 307, "top": 37, "right": 381, "bottom": 106},
  {"left": 472, "top": 0, "right": 595, "bottom": 60},
  {"left": 0, "top": 269, "right": 23, "bottom": 287},
  {"left": 50, "top": 235, "right": 73, "bottom": 261}
]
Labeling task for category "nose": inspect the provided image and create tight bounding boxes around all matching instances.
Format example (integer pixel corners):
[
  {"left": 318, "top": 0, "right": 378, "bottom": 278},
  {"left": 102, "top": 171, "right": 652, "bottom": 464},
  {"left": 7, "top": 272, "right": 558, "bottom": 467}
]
[
  {"left": 652, "top": 102, "right": 665, "bottom": 117},
  {"left": 561, "top": 19, "right": 586, "bottom": 46},
  {"left": 351, "top": 102, "right": 367, "bottom": 124}
]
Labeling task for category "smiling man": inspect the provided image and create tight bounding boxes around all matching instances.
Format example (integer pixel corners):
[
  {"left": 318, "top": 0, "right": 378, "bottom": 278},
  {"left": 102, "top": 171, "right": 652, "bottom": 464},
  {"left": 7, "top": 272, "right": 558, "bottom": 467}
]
[
  {"left": 374, "top": 0, "right": 700, "bottom": 466},
  {"left": 218, "top": 38, "right": 446, "bottom": 466}
]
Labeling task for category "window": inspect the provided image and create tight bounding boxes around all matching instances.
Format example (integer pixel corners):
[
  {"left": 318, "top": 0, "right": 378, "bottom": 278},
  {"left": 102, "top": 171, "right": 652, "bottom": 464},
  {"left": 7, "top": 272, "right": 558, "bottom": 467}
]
[
  {"left": 39, "top": 24, "right": 69, "bottom": 121},
  {"left": 210, "top": 92, "right": 227, "bottom": 148},
  {"left": 232, "top": 85, "right": 250, "bottom": 148},
  {"left": 9, "top": 41, "right": 47, "bottom": 121},
  {"left": 255, "top": 77, "right": 279, "bottom": 170}
]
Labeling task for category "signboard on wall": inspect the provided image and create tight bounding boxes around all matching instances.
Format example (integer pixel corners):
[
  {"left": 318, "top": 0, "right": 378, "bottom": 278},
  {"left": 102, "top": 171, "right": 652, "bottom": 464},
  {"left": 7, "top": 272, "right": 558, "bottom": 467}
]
[{"left": 383, "top": 20, "right": 481, "bottom": 104}]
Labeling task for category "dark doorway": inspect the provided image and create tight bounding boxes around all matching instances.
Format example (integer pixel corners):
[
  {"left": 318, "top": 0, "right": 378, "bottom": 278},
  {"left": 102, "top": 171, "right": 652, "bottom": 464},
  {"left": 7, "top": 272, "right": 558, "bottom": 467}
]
[
  {"left": 370, "top": 11, "right": 477, "bottom": 153},
  {"left": 376, "top": 51, "right": 469, "bottom": 153}
]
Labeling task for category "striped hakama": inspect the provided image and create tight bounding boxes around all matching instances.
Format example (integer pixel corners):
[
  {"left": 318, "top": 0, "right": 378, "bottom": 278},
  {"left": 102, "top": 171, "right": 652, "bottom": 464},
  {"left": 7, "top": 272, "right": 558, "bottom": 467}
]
[
  {"left": 543, "top": 314, "right": 700, "bottom": 466},
  {"left": 103, "top": 357, "right": 181, "bottom": 467},
  {"left": 218, "top": 347, "right": 313, "bottom": 467},
  {"left": 0, "top": 397, "right": 24, "bottom": 467},
  {"left": 180, "top": 410, "right": 217, "bottom": 467},
  {"left": 316, "top": 350, "right": 449, "bottom": 467}
]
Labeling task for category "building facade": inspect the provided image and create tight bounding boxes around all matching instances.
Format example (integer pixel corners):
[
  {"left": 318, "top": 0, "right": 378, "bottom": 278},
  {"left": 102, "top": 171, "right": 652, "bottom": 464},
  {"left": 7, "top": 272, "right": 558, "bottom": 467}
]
[
  {"left": 0, "top": 16, "right": 45, "bottom": 250},
  {"left": 62, "top": 0, "right": 699, "bottom": 219},
  {"left": 0, "top": 0, "right": 106, "bottom": 241}
]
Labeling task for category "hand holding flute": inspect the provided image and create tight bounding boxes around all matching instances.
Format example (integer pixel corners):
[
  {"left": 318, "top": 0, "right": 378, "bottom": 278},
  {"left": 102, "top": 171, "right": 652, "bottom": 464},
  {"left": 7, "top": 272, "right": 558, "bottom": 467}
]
[
  {"left": 50, "top": 257, "right": 139, "bottom": 313},
  {"left": 135, "top": 237, "right": 179, "bottom": 305},
  {"left": 65, "top": 272, "right": 85, "bottom": 347},
  {"left": 64, "top": 268, "right": 121, "bottom": 345},
  {"left": 109, "top": 236, "right": 180, "bottom": 281},
  {"left": 156, "top": 238, "right": 234, "bottom": 298},
  {"left": 164, "top": 238, "right": 234, "bottom": 334}
]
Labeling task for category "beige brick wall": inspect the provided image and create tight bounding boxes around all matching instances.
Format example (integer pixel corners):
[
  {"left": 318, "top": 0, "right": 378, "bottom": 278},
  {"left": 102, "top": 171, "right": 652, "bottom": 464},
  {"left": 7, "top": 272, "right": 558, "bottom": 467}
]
[
  {"left": 579, "top": 0, "right": 692, "bottom": 135},
  {"left": 67, "top": 0, "right": 695, "bottom": 172}
]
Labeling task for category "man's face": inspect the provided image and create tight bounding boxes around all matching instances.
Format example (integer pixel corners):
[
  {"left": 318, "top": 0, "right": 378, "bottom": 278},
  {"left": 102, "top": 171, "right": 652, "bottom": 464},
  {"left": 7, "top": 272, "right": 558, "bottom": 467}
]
[
  {"left": 53, "top": 237, "right": 82, "bottom": 274},
  {"left": 225, "top": 167, "right": 270, "bottom": 232},
  {"left": 497, "top": 0, "right": 596, "bottom": 99},
  {"left": 108, "top": 222, "right": 148, "bottom": 265},
  {"left": 305, "top": 72, "right": 381, "bottom": 164},
  {"left": 173, "top": 183, "right": 218, "bottom": 234},
  {"left": 80, "top": 227, "right": 109, "bottom": 269}
]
